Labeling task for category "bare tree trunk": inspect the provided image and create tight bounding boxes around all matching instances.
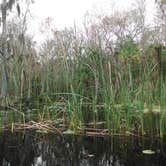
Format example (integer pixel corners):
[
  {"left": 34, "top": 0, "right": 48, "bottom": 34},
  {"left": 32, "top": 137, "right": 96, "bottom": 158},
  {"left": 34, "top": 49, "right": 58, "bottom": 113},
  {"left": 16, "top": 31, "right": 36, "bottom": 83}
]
[{"left": 0, "top": 0, "right": 8, "bottom": 103}]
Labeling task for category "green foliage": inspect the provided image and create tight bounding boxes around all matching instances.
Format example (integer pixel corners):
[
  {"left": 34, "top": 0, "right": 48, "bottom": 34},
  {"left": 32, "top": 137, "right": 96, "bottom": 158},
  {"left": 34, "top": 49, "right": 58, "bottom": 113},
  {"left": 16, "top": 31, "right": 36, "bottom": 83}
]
[
  {"left": 0, "top": 18, "right": 165, "bottom": 138},
  {"left": 118, "top": 39, "right": 139, "bottom": 57}
]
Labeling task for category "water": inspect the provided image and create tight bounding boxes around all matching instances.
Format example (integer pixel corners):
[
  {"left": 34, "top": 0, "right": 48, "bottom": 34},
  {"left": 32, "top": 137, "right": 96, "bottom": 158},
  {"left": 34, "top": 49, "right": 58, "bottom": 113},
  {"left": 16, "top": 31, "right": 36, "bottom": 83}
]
[{"left": 0, "top": 132, "right": 166, "bottom": 166}]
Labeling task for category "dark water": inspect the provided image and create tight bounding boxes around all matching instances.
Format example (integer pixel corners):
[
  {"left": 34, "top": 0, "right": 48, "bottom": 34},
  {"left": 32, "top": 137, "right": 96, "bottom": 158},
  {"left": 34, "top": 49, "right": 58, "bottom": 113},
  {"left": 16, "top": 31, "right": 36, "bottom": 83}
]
[{"left": 0, "top": 132, "right": 166, "bottom": 166}]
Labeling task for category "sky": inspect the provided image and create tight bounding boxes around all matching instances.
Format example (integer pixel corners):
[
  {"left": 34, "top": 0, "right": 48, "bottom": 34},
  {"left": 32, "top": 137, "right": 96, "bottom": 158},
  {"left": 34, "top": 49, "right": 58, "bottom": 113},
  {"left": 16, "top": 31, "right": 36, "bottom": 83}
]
[
  {"left": 27, "top": 0, "right": 156, "bottom": 43},
  {"left": 0, "top": 0, "right": 156, "bottom": 43},
  {"left": 29, "top": 0, "right": 156, "bottom": 26}
]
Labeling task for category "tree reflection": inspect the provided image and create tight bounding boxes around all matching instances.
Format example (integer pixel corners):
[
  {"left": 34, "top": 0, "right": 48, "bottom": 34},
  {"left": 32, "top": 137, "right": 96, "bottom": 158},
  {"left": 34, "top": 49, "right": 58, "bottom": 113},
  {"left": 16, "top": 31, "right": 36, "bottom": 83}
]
[{"left": 0, "top": 132, "right": 165, "bottom": 166}]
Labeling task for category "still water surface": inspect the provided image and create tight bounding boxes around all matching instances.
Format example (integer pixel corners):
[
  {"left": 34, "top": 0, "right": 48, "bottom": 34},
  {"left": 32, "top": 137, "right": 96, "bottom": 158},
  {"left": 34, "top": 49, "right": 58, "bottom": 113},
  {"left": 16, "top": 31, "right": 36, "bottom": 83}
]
[{"left": 0, "top": 132, "right": 166, "bottom": 166}]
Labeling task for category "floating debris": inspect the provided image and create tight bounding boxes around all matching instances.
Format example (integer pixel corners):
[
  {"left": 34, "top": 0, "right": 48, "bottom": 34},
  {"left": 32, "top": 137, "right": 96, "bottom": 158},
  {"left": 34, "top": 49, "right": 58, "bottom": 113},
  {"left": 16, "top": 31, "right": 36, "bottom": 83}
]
[
  {"left": 87, "top": 154, "right": 95, "bottom": 158},
  {"left": 142, "top": 150, "right": 155, "bottom": 154}
]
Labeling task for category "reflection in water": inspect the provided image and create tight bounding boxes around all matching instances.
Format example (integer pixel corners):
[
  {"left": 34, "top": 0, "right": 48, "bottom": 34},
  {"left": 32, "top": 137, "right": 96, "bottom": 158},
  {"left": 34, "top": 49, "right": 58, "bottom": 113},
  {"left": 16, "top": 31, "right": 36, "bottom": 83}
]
[{"left": 0, "top": 132, "right": 166, "bottom": 166}]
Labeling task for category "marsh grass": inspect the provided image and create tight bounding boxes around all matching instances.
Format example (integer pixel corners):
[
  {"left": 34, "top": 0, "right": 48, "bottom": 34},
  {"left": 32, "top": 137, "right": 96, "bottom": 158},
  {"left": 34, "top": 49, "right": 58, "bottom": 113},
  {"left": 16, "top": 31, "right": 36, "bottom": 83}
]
[{"left": 0, "top": 31, "right": 165, "bottom": 138}]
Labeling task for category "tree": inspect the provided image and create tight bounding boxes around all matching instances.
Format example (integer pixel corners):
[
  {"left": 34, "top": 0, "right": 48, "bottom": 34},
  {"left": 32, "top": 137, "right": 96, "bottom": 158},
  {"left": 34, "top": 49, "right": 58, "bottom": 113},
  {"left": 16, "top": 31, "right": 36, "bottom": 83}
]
[
  {"left": 155, "top": 0, "right": 166, "bottom": 21},
  {"left": 0, "top": 0, "right": 30, "bottom": 104},
  {"left": 155, "top": 0, "right": 166, "bottom": 45}
]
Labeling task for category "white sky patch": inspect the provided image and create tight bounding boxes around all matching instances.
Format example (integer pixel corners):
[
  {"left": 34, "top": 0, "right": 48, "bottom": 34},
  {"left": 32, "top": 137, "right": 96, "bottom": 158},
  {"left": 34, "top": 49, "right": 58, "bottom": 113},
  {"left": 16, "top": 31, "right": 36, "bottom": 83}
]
[
  {"left": 30, "top": 0, "right": 137, "bottom": 26},
  {"left": 26, "top": 0, "right": 156, "bottom": 43},
  {"left": 28, "top": 0, "right": 129, "bottom": 42},
  {"left": 0, "top": 0, "right": 157, "bottom": 48},
  {"left": 30, "top": 0, "right": 98, "bottom": 28},
  {"left": 145, "top": 0, "right": 157, "bottom": 25}
]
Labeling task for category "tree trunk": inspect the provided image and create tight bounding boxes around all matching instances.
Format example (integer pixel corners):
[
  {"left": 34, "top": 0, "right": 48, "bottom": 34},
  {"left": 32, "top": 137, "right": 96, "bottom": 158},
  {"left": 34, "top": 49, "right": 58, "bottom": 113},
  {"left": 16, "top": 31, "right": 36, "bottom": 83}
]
[{"left": 0, "top": 0, "right": 8, "bottom": 103}]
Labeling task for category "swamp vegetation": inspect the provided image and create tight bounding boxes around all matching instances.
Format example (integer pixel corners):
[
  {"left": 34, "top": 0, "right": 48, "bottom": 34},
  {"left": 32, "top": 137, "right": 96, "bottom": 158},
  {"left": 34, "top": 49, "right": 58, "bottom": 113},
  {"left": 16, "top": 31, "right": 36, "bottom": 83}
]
[{"left": 0, "top": 0, "right": 165, "bottom": 140}]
